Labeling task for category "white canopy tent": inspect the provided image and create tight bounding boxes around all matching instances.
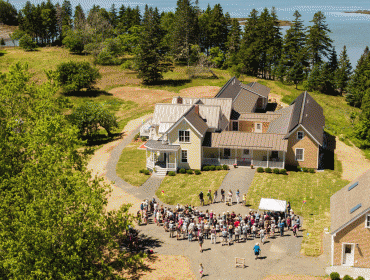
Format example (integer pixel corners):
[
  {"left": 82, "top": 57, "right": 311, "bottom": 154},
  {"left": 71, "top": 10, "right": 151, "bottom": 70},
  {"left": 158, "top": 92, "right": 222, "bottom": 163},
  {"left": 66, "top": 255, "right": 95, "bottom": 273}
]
[{"left": 258, "top": 198, "right": 287, "bottom": 213}]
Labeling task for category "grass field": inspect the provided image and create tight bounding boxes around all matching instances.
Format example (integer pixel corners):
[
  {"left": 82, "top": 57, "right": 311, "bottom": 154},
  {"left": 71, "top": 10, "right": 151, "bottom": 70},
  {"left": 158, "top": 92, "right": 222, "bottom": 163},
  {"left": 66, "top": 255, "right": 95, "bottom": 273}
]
[
  {"left": 245, "top": 157, "right": 349, "bottom": 256},
  {"left": 156, "top": 170, "right": 228, "bottom": 206},
  {"left": 116, "top": 142, "right": 149, "bottom": 187}
]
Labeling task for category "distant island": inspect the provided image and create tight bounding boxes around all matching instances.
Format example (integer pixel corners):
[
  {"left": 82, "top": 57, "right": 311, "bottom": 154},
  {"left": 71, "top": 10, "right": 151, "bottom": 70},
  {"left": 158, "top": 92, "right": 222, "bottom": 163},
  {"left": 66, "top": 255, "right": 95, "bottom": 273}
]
[
  {"left": 343, "top": 10, "right": 370, "bottom": 15},
  {"left": 233, "top": 18, "right": 293, "bottom": 27}
]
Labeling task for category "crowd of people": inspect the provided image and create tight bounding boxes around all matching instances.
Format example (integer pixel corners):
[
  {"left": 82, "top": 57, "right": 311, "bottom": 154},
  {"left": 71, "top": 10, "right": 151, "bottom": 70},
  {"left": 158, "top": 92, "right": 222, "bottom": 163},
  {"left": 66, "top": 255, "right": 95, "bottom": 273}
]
[{"left": 138, "top": 198, "right": 301, "bottom": 254}]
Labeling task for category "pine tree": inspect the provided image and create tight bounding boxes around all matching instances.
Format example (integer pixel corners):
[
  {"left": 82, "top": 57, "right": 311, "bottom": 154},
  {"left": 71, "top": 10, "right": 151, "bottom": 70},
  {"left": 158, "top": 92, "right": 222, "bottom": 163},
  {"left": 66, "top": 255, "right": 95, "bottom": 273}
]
[
  {"left": 335, "top": 45, "right": 352, "bottom": 95},
  {"left": 136, "top": 6, "right": 170, "bottom": 84},
  {"left": 306, "top": 11, "right": 333, "bottom": 66},
  {"left": 257, "top": 8, "right": 271, "bottom": 78},
  {"left": 73, "top": 4, "right": 86, "bottom": 30},
  {"left": 268, "top": 7, "right": 282, "bottom": 80},
  {"left": 238, "top": 9, "right": 260, "bottom": 76},
  {"left": 171, "top": 0, "right": 199, "bottom": 66},
  {"left": 279, "top": 10, "right": 307, "bottom": 83},
  {"left": 108, "top": 4, "right": 118, "bottom": 28},
  {"left": 224, "top": 18, "right": 241, "bottom": 69},
  {"left": 329, "top": 47, "right": 338, "bottom": 72},
  {"left": 198, "top": 4, "right": 212, "bottom": 55},
  {"left": 346, "top": 46, "right": 370, "bottom": 107}
]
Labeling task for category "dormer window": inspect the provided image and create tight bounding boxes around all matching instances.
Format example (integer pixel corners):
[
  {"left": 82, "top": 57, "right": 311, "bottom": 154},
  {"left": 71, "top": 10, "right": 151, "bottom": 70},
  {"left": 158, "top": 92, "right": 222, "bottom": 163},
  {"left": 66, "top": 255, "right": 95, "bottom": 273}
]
[
  {"left": 297, "top": 131, "right": 304, "bottom": 140},
  {"left": 255, "top": 123, "right": 262, "bottom": 133}
]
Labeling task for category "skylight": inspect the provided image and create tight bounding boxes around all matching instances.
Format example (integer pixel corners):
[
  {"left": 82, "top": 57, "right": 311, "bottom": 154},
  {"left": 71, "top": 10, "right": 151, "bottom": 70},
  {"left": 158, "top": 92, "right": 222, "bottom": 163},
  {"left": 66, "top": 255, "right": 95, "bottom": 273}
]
[
  {"left": 348, "top": 182, "right": 359, "bottom": 191},
  {"left": 350, "top": 203, "right": 362, "bottom": 214}
]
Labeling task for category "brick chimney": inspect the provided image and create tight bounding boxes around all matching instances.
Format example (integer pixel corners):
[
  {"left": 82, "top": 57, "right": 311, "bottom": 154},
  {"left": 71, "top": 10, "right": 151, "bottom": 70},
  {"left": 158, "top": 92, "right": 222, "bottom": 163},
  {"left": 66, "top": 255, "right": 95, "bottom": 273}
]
[
  {"left": 194, "top": 104, "right": 199, "bottom": 115},
  {"left": 177, "top": 97, "right": 183, "bottom": 104}
]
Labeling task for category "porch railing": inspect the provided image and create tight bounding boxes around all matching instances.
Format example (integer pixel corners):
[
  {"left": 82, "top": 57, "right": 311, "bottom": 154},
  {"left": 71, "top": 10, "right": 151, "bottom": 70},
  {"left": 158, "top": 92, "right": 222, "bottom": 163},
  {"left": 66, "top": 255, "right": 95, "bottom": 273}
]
[
  {"left": 253, "top": 160, "right": 268, "bottom": 168},
  {"left": 203, "top": 158, "right": 237, "bottom": 166},
  {"left": 167, "top": 163, "right": 176, "bottom": 169},
  {"left": 268, "top": 161, "right": 284, "bottom": 169}
]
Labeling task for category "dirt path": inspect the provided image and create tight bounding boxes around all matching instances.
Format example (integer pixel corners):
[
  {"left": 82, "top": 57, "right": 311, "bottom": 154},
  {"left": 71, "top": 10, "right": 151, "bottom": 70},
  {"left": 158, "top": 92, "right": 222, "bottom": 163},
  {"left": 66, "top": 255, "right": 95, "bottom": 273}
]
[{"left": 335, "top": 137, "right": 370, "bottom": 181}]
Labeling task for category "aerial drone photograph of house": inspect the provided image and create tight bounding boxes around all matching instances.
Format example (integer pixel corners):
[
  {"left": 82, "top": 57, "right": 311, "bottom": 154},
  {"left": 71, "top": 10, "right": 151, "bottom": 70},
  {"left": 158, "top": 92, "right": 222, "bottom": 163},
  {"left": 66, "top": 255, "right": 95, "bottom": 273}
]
[{"left": 142, "top": 77, "right": 325, "bottom": 175}]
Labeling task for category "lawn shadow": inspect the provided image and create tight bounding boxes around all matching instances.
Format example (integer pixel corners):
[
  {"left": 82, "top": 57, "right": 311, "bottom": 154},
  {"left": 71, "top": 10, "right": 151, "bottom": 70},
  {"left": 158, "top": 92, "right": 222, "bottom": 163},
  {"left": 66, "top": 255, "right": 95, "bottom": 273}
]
[
  {"left": 319, "top": 131, "right": 336, "bottom": 170},
  {"left": 63, "top": 88, "right": 113, "bottom": 98},
  {"left": 82, "top": 132, "right": 125, "bottom": 147},
  {"left": 202, "top": 248, "right": 211, "bottom": 252},
  {"left": 0, "top": 51, "right": 5, "bottom": 57},
  {"left": 258, "top": 256, "right": 267, "bottom": 260},
  {"left": 149, "top": 78, "right": 191, "bottom": 87}
]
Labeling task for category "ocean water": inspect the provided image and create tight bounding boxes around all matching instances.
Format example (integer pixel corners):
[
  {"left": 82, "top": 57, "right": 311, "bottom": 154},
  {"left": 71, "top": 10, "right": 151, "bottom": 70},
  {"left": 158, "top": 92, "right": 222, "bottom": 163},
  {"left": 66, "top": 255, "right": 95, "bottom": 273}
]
[{"left": 9, "top": 0, "right": 370, "bottom": 66}]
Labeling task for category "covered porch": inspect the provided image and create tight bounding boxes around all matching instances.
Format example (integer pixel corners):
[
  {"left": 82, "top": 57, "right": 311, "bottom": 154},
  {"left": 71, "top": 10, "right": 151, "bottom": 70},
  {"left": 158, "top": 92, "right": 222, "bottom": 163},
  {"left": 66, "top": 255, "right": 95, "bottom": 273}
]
[
  {"left": 144, "top": 140, "right": 180, "bottom": 172},
  {"left": 202, "top": 147, "right": 285, "bottom": 169}
]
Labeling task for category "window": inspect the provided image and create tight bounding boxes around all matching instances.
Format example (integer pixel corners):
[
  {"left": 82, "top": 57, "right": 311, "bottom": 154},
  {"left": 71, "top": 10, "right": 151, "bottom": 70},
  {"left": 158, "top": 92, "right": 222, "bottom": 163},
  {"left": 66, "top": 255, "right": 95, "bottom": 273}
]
[
  {"left": 243, "top": 149, "right": 250, "bottom": 155},
  {"left": 295, "top": 148, "right": 304, "bottom": 161},
  {"left": 255, "top": 123, "right": 262, "bottom": 133},
  {"left": 271, "top": 151, "right": 279, "bottom": 159},
  {"left": 366, "top": 215, "right": 370, "bottom": 228},
  {"left": 181, "top": 150, "right": 188, "bottom": 163},
  {"left": 179, "top": 130, "right": 190, "bottom": 142},
  {"left": 224, "top": 148, "right": 231, "bottom": 157},
  {"left": 232, "top": 121, "right": 239, "bottom": 131},
  {"left": 297, "top": 131, "right": 304, "bottom": 140}
]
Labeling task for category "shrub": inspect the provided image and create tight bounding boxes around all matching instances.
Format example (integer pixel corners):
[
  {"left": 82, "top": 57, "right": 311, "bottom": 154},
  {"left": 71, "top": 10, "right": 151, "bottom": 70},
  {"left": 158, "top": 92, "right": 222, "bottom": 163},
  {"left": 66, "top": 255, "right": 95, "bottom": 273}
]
[
  {"left": 70, "top": 101, "right": 118, "bottom": 137},
  {"left": 265, "top": 167, "right": 272, "bottom": 173},
  {"left": 209, "top": 165, "right": 216, "bottom": 171},
  {"left": 296, "top": 166, "right": 302, "bottom": 172},
  {"left": 257, "top": 167, "right": 264, "bottom": 173},
  {"left": 168, "top": 171, "right": 176, "bottom": 176},
  {"left": 215, "top": 166, "right": 222, "bottom": 170},
  {"left": 309, "top": 168, "right": 315, "bottom": 173},
  {"left": 134, "top": 133, "right": 140, "bottom": 141},
  {"left": 329, "top": 272, "right": 340, "bottom": 280},
  {"left": 62, "top": 29, "right": 85, "bottom": 54},
  {"left": 179, "top": 168, "right": 186, "bottom": 174},
  {"left": 19, "top": 34, "right": 37, "bottom": 51},
  {"left": 143, "top": 170, "right": 150, "bottom": 175},
  {"left": 273, "top": 168, "right": 280, "bottom": 174},
  {"left": 343, "top": 275, "right": 354, "bottom": 280},
  {"left": 355, "top": 277, "right": 365, "bottom": 280},
  {"left": 55, "top": 61, "right": 101, "bottom": 93},
  {"left": 186, "top": 169, "right": 193, "bottom": 174},
  {"left": 222, "top": 164, "right": 229, "bottom": 170},
  {"left": 194, "top": 169, "right": 201, "bottom": 175},
  {"left": 140, "top": 136, "right": 147, "bottom": 142},
  {"left": 202, "top": 166, "right": 210, "bottom": 171},
  {"left": 279, "top": 169, "right": 287, "bottom": 175},
  {"left": 139, "top": 169, "right": 144, "bottom": 173},
  {"left": 302, "top": 167, "right": 309, "bottom": 172},
  {"left": 121, "top": 59, "right": 136, "bottom": 70}
]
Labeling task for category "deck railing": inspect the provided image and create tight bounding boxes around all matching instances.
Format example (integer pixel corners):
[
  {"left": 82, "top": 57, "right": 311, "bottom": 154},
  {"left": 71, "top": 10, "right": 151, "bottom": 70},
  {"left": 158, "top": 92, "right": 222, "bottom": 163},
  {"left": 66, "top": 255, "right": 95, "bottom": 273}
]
[
  {"left": 203, "top": 158, "right": 237, "bottom": 166},
  {"left": 253, "top": 160, "right": 268, "bottom": 168},
  {"left": 268, "top": 161, "right": 284, "bottom": 169}
]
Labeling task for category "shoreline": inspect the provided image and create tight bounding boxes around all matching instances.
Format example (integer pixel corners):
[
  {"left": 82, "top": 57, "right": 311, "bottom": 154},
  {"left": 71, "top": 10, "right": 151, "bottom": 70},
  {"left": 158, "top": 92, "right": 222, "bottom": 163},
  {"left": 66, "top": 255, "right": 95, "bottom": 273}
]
[
  {"left": 234, "top": 18, "right": 293, "bottom": 27},
  {"left": 343, "top": 10, "right": 370, "bottom": 15}
]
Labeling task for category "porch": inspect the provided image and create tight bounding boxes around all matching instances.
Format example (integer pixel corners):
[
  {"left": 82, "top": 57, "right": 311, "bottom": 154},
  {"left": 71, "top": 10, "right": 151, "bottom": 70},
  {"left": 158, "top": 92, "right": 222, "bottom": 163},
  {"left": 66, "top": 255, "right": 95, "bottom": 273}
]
[
  {"left": 144, "top": 140, "right": 180, "bottom": 173},
  {"left": 202, "top": 147, "right": 285, "bottom": 169}
]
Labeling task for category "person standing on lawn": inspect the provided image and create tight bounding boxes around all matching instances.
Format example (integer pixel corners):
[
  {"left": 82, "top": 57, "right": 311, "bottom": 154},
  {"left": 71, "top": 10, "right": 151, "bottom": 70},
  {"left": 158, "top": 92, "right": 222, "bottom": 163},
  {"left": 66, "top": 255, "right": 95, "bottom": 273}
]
[
  {"left": 221, "top": 189, "right": 225, "bottom": 202},
  {"left": 279, "top": 220, "right": 285, "bottom": 237},
  {"left": 242, "top": 193, "right": 247, "bottom": 205},
  {"left": 293, "top": 223, "right": 298, "bottom": 237},
  {"left": 236, "top": 189, "right": 240, "bottom": 204},
  {"left": 253, "top": 243, "right": 261, "bottom": 260},
  {"left": 207, "top": 189, "right": 212, "bottom": 204},
  {"left": 259, "top": 228, "right": 265, "bottom": 245},
  {"left": 214, "top": 190, "right": 218, "bottom": 203},
  {"left": 286, "top": 216, "right": 291, "bottom": 230},
  {"left": 199, "top": 191, "right": 204, "bottom": 206}
]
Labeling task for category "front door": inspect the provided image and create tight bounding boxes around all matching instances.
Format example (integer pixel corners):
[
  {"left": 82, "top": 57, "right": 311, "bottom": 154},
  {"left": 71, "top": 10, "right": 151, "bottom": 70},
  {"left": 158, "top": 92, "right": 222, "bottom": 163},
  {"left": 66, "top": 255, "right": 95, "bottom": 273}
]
[
  {"left": 343, "top": 244, "right": 354, "bottom": 266},
  {"left": 163, "top": 153, "right": 167, "bottom": 164}
]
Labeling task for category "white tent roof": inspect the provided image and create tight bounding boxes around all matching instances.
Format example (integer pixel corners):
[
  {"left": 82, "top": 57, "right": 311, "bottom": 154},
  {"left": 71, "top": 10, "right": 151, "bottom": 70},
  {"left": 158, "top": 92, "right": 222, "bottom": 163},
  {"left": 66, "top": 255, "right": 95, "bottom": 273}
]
[{"left": 258, "top": 198, "right": 287, "bottom": 212}]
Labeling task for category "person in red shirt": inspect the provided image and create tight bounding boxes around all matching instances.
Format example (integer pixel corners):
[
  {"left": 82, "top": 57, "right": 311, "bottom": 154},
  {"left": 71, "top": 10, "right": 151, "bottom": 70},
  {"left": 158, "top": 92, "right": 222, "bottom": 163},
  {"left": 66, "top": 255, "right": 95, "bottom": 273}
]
[{"left": 234, "top": 219, "right": 240, "bottom": 228}]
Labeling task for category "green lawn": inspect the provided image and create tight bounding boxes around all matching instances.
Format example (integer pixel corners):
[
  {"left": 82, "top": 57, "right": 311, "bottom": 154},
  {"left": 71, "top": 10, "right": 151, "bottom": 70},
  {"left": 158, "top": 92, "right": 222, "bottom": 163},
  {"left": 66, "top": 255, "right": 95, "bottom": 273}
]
[
  {"left": 156, "top": 170, "right": 228, "bottom": 206},
  {"left": 245, "top": 157, "right": 349, "bottom": 256},
  {"left": 116, "top": 142, "right": 150, "bottom": 187}
]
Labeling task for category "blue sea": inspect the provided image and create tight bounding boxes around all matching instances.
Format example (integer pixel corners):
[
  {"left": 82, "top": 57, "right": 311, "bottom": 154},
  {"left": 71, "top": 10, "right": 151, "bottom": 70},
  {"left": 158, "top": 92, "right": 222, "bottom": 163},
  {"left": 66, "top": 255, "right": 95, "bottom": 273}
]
[{"left": 9, "top": 0, "right": 370, "bottom": 66}]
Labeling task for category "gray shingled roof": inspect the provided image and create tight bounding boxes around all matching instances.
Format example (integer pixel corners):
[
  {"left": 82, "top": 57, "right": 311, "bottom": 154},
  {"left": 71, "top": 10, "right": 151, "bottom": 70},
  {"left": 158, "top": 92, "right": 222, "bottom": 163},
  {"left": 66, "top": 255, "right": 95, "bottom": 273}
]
[
  {"left": 203, "top": 131, "right": 288, "bottom": 151},
  {"left": 184, "top": 106, "right": 209, "bottom": 136},
  {"left": 267, "top": 106, "right": 295, "bottom": 135},
  {"left": 152, "top": 104, "right": 193, "bottom": 125},
  {"left": 288, "top": 92, "right": 325, "bottom": 145},
  {"left": 232, "top": 89, "right": 259, "bottom": 113},
  {"left": 238, "top": 112, "right": 282, "bottom": 122},
  {"left": 145, "top": 140, "right": 181, "bottom": 151},
  {"left": 242, "top": 82, "right": 270, "bottom": 99},
  {"left": 330, "top": 169, "right": 370, "bottom": 234},
  {"left": 215, "top": 77, "right": 243, "bottom": 101}
]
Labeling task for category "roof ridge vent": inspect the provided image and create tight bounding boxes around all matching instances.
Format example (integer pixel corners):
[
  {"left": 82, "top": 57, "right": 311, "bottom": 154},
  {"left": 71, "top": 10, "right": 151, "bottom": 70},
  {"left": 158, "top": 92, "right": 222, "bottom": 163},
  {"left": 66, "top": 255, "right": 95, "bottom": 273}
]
[{"left": 348, "top": 182, "right": 358, "bottom": 191}]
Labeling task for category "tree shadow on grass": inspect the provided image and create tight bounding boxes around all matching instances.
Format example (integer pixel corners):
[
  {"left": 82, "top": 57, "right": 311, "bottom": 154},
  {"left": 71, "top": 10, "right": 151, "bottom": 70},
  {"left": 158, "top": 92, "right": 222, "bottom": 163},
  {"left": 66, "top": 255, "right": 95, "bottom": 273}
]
[
  {"left": 82, "top": 132, "right": 125, "bottom": 147},
  {"left": 148, "top": 78, "right": 191, "bottom": 87},
  {"left": 0, "top": 51, "right": 5, "bottom": 57},
  {"left": 63, "top": 88, "right": 113, "bottom": 98}
]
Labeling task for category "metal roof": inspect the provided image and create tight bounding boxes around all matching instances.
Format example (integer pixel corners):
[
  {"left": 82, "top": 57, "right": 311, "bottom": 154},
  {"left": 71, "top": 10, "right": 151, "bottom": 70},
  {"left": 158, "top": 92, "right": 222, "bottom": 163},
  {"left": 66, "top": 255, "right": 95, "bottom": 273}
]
[
  {"left": 144, "top": 140, "right": 181, "bottom": 151},
  {"left": 184, "top": 107, "right": 209, "bottom": 137},
  {"left": 152, "top": 104, "right": 192, "bottom": 125},
  {"left": 203, "top": 131, "right": 288, "bottom": 151},
  {"left": 330, "top": 169, "right": 370, "bottom": 234},
  {"left": 237, "top": 112, "right": 282, "bottom": 122},
  {"left": 232, "top": 89, "right": 259, "bottom": 113}
]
